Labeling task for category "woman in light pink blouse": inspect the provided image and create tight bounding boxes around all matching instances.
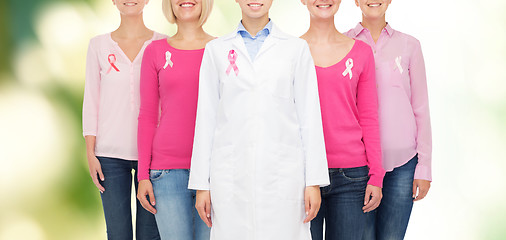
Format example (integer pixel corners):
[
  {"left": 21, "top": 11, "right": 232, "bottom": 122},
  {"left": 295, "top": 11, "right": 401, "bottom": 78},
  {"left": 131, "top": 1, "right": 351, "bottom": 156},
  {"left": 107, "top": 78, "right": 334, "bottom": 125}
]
[
  {"left": 135, "top": 0, "right": 214, "bottom": 239},
  {"left": 83, "top": 0, "right": 166, "bottom": 240},
  {"left": 345, "top": 0, "right": 432, "bottom": 239},
  {"left": 82, "top": 0, "right": 166, "bottom": 239},
  {"left": 300, "top": 0, "right": 384, "bottom": 239}
]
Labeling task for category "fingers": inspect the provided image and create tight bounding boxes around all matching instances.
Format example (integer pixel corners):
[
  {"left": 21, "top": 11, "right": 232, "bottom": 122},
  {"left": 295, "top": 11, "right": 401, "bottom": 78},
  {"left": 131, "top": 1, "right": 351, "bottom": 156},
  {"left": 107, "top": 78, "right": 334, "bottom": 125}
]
[
  {"left": 137, "top": 183, "right": 157, "bottom": 214},
  {"left": 412, "top": 182, "right": 418, "bottom": 199},
  {"left": 363, "top": 187, "right": 372, "bottom": 206},
  {"left": 196, "top": 191, "right": 212, "bottom": 228},
  {"left": 363, "top": 185, "right": 382, "bottom": 213},
  {"left": 90, "top": 169, "right": 105, "bottom": 193},
  {"left": 414, "top": 185, "right": 429, "bottom": 202},
  {"left": 413, "top": 180, "right": 431, "bottom": 202},
  {"left": 204, "top": 199, "right": 212, "bottom": 227},
  {"left": 303, "top": 198, "right": 319, "bottom": 223}
]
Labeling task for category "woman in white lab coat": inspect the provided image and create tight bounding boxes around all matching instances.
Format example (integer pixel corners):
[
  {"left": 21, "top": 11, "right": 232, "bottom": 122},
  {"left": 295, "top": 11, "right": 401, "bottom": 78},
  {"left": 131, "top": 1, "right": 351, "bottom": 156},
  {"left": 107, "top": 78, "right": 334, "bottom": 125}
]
[{"left": 188, "top": 1, "right": 329, "bottom": 239}]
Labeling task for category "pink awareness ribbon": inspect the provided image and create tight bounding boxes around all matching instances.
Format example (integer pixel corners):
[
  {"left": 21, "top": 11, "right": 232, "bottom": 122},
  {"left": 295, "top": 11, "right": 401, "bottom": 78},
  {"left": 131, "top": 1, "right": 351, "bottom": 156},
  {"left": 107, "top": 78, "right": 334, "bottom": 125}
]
[
  {"left": 226, "top": 50, "right": 239, "bottom": 76},
  {"left": 107, "top": 54, "right": 120, "bottom": 74}
]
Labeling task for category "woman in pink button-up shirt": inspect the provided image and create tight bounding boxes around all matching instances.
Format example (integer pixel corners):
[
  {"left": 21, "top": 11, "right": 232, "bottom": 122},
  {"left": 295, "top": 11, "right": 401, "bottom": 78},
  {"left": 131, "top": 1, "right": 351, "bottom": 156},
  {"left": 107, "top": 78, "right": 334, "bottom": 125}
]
[
  {"left": 345, "top": 0, "right": 433, "bottom": 239},
  {"left": 82, "top": 0, "right": 165, "bottom": 239}
]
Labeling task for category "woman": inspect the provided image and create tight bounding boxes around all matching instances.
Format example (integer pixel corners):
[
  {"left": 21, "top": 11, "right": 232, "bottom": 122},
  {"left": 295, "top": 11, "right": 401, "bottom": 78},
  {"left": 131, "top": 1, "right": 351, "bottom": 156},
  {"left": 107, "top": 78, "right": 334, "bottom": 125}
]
[
  {"left": 82, "top": 0, "right": 165, "bottom": 239},
  {"left": 136, "top": 0, "right": 214, "bottom": 239},
  {"left": 300, "top": 0, "right": 384, "bottom": 239},
  {"left": 189, "top": 0, "right": 330, "bottom": 239},
  {"left": 345, "top": 0, "right": 432, "bottom": 239}
]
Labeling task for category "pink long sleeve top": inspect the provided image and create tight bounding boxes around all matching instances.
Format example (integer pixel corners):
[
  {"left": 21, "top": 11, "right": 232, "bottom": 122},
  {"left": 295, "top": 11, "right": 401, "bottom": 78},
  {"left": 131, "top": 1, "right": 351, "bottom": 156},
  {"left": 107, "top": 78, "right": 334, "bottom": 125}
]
[
  {"left": 316, "top": 40, "right": 385, "bottom": 187},
  {"left": 82, "top": 32, "right": 166, "bottom": 160},
  {"left": 137, "top": 39, "right": 205, "bottom": 181},
  {"left": 345, "top": 23, "right": 432, "bottom": 181}
]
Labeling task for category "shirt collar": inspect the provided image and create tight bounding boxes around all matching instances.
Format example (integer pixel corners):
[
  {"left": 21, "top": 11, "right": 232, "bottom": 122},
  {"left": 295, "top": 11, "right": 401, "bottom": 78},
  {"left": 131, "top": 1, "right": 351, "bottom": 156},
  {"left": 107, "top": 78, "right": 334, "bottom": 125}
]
[
  {"left": 352, "top": 22, "right": 394, "bottom": 37},
  {"left": 237, "top": 19, "right": 272, "bottom": 38}
]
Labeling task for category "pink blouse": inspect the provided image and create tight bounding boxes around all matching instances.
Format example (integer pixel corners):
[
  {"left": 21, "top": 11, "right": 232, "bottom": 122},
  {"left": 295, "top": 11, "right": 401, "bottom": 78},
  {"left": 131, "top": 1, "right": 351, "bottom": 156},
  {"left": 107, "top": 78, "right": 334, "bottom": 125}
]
[
  {"left": 137, "top": 39, "right": 205, "bottom": 181},
  {"left": 345, "top": 23, "right": 432, "bottom": 181},
  {"left": 315, "top": 40, "right": 384, "bottom": 187},
  {"left": 82, "top": 32, "right": 166, "bottom": 160}
]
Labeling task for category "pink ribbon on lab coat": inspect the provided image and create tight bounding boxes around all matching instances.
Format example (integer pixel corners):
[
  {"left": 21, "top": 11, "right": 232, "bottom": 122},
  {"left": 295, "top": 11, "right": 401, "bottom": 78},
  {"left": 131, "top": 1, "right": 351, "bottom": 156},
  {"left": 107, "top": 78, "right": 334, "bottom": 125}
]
[
  {"left": 107, "top": 54, "right": 120, "bottom": 74},
  {"left": 226, "top": 50, "right": 239, "bottom": 76}
]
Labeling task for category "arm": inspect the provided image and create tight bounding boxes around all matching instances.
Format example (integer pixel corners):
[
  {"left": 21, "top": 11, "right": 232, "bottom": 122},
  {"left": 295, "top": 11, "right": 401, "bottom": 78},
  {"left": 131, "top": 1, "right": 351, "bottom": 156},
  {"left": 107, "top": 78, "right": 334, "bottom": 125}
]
[
  {"left": 409, "top": 39, "right": 432, "bottom": 201},
  {"left": 189, "top": 44, "right": 220, "bottom": 227},
  {"left": 136, "top": 44, "right": 159, "bottom": 214},
  {"left": 188, "top": 44, "right": 220, "bottom": 191},
  {"left": 293, "top": 41, "right": 329, "bottom": 188},
  {"left": 293, "top": 42, "right": 329, "bottom": 222},
  {"left": 357, "top": 44, "right": 385, "bottom": 212},
  {"left": 82, "top": 39, "right": 104, "bottom": 192},
  {"left": 410, "top": 39, "right": 432, "bottom": 182}
]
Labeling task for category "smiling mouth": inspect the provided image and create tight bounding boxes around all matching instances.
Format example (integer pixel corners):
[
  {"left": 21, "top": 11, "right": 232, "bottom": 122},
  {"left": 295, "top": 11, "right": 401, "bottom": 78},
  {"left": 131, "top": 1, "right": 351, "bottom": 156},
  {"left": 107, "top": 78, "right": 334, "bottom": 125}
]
[
  {"left": 124, "top": 2, "right": 138, "bottom": 6},
  {"left": 247, "top": 3, "right": 263, "bottom": 7},
  {"left": 367, "top": 3, "right": 382, "bottom": 7},
  {"left": 180, "top": 2, "right": 196, "bottom": 7},
  {"left": 316, "top": 4, "right": 332, "bottom": 8}
]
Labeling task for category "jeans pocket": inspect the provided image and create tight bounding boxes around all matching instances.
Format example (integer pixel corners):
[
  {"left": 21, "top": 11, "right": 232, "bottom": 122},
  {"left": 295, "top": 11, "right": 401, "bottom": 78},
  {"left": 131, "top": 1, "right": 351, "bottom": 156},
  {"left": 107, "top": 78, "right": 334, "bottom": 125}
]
[
  {"left": 149, "top": 170, "right": 166, "bottom": 181},
  {"left": 341, "top": 166, "right": 369, "bottom": 182}
]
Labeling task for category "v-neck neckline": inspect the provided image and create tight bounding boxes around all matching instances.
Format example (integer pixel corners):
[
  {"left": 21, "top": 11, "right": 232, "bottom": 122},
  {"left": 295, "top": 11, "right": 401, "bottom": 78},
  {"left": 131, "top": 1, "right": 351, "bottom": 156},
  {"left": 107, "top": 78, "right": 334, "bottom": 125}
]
[
  {"left": 109, "top": 32, "right": 156, "bottom": 64},
  {"left": 315, "top": 40, "right": 357, "bottom": 70}
]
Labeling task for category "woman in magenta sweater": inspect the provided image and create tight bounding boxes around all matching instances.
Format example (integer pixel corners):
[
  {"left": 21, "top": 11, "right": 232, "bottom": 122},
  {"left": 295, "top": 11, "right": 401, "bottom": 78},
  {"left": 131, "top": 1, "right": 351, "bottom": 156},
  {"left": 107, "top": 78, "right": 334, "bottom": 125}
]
[
  {"left": 300, "top": 0, "right": 385, "bottom": 239},
  {"left": 136, "top": 0, "right": 214, "bottom": 239}
]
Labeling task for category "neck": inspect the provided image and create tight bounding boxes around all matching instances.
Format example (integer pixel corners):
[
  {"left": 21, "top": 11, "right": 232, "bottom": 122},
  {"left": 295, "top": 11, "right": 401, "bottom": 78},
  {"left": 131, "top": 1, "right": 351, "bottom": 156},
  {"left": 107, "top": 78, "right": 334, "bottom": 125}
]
[
  {"left": 172, "top": 20, "right": 206, "bottom": 40},
  {"left": 305, "top": 16, "right": 340, "bottom": 43},
  {"left": 241, "top": 14, "right": 270, "bottom": 36},
  {"left": 361, "top": 16, "right": 387, "bottom": 41},
  {"left": 115, "top": 13, "right": 149, "bottom": 38}
]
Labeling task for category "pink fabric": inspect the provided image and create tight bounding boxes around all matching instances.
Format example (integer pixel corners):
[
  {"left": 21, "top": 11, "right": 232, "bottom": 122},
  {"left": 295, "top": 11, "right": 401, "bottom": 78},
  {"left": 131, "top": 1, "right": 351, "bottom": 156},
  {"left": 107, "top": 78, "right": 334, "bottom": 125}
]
[
  {"left": 315, "top": 40, "right": 385, "bottom": 187},
  {"left": 137, "top": 39, "right": 205, "bottom": 181},
  {"left": 82, "top": 32, "right": 166, "bottom": 160},
  {"left": 345, "top": 23, "right": 432, "bottom": 181}
]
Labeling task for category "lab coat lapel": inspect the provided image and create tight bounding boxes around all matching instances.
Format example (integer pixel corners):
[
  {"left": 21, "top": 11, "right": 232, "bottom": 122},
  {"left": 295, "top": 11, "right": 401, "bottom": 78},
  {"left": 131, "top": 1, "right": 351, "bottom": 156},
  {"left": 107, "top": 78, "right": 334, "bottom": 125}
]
[
  {"left": 255, "top": 24, "right": 290, "bottom": 61},
  {"left": 231, "top": 34, "right": 253, "bottom": 64}
]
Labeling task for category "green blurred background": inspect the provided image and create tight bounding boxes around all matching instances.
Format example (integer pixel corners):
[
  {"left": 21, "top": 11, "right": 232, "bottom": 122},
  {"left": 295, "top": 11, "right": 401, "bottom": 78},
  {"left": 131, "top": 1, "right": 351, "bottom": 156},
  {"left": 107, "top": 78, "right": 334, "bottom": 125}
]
[{"left": 1, "top": 0, "right": 505, "bottom": 239}]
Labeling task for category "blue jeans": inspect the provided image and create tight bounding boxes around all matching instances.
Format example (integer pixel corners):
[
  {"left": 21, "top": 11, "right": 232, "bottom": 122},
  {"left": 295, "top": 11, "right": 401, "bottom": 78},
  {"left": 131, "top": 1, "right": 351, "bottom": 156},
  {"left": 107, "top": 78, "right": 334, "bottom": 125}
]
[
  {"left": 150, "top": 169, "right": 211, "bottom": 240},
  {"left": 97, "top": 156, "right": 160, "bottom": 240},
  {"left": 362, "top": 155, "right": 418, "bottom": 240},
  {"left": 311, "top": 166, "right": 369, "bottom": 240}
]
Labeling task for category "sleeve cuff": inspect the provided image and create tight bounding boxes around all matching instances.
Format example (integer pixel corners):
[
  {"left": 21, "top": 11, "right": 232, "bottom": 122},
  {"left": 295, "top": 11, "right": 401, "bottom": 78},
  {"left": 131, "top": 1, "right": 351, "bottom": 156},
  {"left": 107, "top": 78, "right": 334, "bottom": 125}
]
[
  {"left": 367, "top": 173, "right": 384, "bottom": 188},
  {"left": 306, "top": 178, "right": 330, "bottom": 188},
  {"left": 414, "top": 164, "right": 432, "bottom": 181}
]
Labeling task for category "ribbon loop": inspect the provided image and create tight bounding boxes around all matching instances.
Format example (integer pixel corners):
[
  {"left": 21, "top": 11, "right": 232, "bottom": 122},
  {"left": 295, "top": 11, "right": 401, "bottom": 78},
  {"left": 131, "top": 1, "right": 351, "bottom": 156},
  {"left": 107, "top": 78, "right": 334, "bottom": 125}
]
[
  {"left": 226, "top": 50, "right": 239, "bottom": 76},
  {"left": 395, "top": 56, "right": 403, "bottom": 74},
  {"left": 342, "top": 58, "right": 353, "bottom": 79},
  {"left": 163, "top": 51, "right": 173, "bottom": 69},
  {"left": 107, "top": 54, "right": 120, "bottom": 74}
]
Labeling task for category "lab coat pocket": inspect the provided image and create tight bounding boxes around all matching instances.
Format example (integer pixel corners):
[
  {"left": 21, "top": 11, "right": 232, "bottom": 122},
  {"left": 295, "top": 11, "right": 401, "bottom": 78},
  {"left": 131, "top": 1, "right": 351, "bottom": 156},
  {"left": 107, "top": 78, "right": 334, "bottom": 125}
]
[
  {"left": 275, "top": 144, "right": 305, "bottom": 202},
  {"left": 210, "top": 145, "right": 236, "bottom": 202}
]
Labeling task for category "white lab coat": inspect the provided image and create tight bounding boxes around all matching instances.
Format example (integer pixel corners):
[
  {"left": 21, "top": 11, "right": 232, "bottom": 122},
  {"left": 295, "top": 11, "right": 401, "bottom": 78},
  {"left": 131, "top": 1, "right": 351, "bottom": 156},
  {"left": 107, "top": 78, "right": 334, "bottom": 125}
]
[{"left": 188, "top": 24, "right": 330, "bottom": 240}]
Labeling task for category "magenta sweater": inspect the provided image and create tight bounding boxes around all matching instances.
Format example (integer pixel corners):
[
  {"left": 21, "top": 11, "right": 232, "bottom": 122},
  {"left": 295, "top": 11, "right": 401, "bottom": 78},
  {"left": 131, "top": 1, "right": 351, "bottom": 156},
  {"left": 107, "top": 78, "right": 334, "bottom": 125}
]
[
  {"left": 316, "top": 40, "right": 385, "bottom": 187},
  {"left": 138, "top": 39, "right": 204, "bottom": 181}
]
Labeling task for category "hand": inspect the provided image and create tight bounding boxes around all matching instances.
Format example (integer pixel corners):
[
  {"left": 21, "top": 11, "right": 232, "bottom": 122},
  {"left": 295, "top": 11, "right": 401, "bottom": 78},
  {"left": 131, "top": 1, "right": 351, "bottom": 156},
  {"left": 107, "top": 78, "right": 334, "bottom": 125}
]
[
  {"left": 413, "top": 179, "right": 431, "bottom": 201},
  {"left": 137, "top": 180, "right": 157, "bottom": 214},
  {"left": 87, "top": 154, "right": 105, "bottom": 193},
  {"left": 303, "top": 185, "right": 321, "bottom": 223},
  {"left": 363, "top": 184, "right": 382, "bottom": 213},
  {"left": 196, "top": 190, "right": 212, "bottom": 227}
]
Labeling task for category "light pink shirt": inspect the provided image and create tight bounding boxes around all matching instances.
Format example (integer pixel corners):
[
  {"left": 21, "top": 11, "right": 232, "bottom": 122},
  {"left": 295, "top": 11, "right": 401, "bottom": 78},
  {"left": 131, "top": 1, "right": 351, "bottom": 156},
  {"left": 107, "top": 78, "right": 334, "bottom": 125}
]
[
  {"left": 345, "top": 23, "right": 432, "bottom": 181},
  {"left": 137, "top": 40, "right": 205, "bottom": 181},
  {"left": 316, "top": 40, "right": 385, "bottom": 187},
  {"left": 82, "top": 32, "right": 167, "bottom": 160}
]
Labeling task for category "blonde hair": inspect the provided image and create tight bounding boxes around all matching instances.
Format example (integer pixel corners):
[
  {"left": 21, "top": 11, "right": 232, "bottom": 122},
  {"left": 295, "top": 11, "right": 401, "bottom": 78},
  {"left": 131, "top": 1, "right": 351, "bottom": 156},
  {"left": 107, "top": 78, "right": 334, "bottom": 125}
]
[{"left": 162, "top": 0, "right": 213, "bottom": 26}]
